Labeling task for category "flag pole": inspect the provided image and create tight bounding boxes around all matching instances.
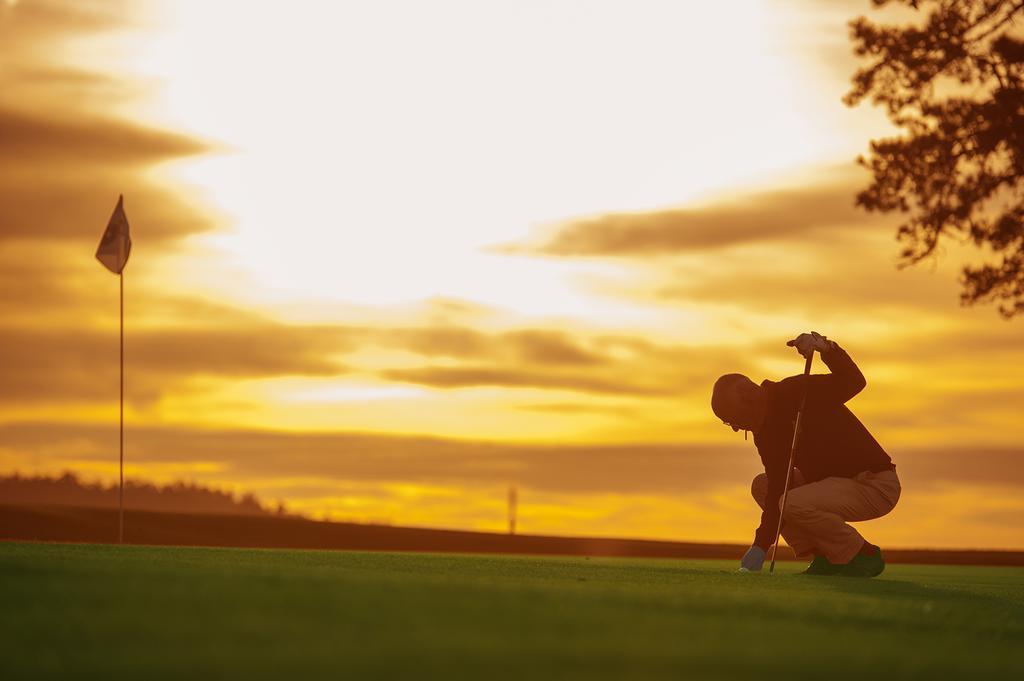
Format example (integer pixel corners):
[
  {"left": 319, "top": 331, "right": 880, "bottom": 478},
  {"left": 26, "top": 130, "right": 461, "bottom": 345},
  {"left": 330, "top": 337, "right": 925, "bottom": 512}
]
[
  {"left": 119, "top": 269, "right": 124, "bottom": 544},
  {"left": 96, "top": 194, "right": 130, "bottom": 544}
]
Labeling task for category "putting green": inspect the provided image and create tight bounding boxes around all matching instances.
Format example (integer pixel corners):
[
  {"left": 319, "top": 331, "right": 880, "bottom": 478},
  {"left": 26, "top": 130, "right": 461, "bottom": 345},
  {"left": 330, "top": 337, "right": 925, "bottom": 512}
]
[{"left": 1, "top": 542, "right": 1021, "bottom": 680}]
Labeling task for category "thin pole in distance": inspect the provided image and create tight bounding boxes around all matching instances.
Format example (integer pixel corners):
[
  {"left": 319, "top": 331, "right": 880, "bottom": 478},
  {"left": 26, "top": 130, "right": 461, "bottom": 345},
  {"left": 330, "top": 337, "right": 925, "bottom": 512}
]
[{"left": 768, "top": 351, "right": 814, "bottom": 574}]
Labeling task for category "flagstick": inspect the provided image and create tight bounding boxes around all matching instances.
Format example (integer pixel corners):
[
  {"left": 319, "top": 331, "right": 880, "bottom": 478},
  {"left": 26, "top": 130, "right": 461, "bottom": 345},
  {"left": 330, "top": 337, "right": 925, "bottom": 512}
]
[{"left": 119, "top": 270, "right": 124, "bottom": 544}]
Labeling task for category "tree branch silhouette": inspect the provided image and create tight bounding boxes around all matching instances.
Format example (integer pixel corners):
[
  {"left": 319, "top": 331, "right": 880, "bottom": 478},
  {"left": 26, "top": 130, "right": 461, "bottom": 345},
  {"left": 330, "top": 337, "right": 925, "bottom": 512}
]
[{"left": 845, "top": 0, "right": 1024, "bottom": 318}]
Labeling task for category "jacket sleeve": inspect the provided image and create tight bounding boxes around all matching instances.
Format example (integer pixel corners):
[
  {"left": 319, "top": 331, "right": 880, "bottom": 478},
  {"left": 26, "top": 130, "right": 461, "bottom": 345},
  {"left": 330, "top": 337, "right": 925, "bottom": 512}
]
[
  {"left": 753, "top": 443, "right": 789, "bottom": 550},
  {"left": 810, "top": 342, "right": 866, "bottom": 405}
]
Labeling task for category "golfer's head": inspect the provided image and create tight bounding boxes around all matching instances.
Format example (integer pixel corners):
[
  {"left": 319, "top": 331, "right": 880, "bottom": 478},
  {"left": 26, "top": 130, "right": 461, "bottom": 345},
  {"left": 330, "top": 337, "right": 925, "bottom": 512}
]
[{"left": 711, "top": 373, "right": 760, "bottom": 432}]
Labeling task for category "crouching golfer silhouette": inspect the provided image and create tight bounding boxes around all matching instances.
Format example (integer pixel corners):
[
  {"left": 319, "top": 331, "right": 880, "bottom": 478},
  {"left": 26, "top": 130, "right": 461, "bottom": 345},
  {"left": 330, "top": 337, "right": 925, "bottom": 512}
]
[{"left": 711, "top": 332, "right": 900, "bottom": 577}]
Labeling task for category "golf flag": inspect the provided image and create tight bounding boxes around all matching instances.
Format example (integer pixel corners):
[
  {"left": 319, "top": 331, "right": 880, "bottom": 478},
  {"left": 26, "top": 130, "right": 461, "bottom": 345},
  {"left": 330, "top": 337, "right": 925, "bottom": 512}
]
[
  {"left": 95, "top": 195, "right": 132, "bottom": 274},
  {"left": 95, "top": 194, "right": 132, "bottom": 543}
]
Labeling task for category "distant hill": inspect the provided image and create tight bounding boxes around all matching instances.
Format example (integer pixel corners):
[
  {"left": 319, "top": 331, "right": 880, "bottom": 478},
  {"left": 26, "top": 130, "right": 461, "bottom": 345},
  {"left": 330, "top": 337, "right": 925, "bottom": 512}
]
[{"left": 0, "top": 472, "right": 290, "bottom": 517}]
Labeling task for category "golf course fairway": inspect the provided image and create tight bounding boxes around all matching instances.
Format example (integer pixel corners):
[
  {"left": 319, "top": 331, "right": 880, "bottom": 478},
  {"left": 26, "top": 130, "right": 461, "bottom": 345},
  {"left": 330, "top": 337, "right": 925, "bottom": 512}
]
[{"left": 2, "top": 542, "right": 1020, "bottom": 680}]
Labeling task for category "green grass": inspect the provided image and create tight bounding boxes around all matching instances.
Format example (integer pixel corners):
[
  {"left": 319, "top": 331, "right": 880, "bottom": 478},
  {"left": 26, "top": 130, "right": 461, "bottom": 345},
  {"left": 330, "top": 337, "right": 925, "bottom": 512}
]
[{"left": 1, "top": 542, "right": 1021, "bottom": 680}]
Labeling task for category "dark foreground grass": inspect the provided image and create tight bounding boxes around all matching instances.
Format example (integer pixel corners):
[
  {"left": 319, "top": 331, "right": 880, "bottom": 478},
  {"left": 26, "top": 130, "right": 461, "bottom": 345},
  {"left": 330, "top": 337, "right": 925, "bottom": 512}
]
[{"left": 1, "top": 542, "right": 1021, "bottom": 680}]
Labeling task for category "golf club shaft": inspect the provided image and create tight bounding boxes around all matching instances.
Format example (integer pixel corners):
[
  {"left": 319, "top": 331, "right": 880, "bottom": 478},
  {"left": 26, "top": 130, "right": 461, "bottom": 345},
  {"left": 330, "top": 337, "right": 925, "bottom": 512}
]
[{"left": 768, "top": 351, "right": 814, "bottom": 573}]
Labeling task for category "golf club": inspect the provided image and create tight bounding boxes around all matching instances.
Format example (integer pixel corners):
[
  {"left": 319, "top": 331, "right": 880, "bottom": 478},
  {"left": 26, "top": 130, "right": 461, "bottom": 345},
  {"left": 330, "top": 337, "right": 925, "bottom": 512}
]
[{"left": 768, "top": 350, "right": 815, "bottom": 574}]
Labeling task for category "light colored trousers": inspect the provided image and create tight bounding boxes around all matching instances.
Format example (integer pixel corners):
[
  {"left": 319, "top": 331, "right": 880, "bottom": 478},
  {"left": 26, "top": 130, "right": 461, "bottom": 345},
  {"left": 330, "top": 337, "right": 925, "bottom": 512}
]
[{"left": 751, "top": 468, "right": 901, "bottom": 564}]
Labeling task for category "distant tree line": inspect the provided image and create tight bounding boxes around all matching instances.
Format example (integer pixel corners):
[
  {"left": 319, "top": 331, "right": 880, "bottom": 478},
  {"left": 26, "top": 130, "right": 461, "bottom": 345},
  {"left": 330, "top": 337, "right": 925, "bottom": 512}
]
[{"left": 0, "top": 471, "right": 294, "bottom": 517}]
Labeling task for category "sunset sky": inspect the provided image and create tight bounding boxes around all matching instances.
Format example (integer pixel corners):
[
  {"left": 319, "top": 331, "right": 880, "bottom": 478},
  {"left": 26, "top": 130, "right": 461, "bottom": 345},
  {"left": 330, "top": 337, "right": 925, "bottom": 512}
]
[{"left": 2, "top": 0, "right": 1022, "bottom": 549}]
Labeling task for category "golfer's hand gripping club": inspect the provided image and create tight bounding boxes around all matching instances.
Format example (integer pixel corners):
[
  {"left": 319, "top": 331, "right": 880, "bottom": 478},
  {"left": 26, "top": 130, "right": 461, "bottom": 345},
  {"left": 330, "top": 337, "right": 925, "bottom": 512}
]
[{"left": 786, "top": 331, "right": 833, "bottom": 359}]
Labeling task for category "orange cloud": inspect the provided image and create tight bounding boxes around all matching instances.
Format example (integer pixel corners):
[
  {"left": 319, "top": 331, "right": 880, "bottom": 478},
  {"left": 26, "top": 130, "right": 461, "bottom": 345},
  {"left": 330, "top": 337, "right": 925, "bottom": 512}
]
[
  {"left": 0, "top": 106, "right": 202, "bottom": 167},
  {"left": 0, "top": 325, "right": 353, "bottom": 404},
  {"left": 380, "top": 365, "right": 670, "bottom": 397},
  {"left": 655, "top": 240, "right": 954, "bottom": 314},
  {"left": 373, "top": 328, "right": 761, "bottom": 399},
  {"left": 506, "top": 168, "right": 883, "bottom": 257}
]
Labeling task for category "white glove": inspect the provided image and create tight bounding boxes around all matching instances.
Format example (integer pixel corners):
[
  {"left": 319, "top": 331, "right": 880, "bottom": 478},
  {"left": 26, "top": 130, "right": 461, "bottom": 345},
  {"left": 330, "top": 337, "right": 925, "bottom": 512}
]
[
  {"left": 786, "top": 331, "right": 833, "bottom": 358},
  {"left": 739, "top": 545, "right": 766, "bottom": 572}
]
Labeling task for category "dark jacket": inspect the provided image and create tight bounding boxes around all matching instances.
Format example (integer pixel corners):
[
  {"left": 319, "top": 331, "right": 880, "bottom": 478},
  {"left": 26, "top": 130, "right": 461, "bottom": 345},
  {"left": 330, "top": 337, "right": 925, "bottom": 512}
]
[{"left": 752, "top": 343, "right": 893, "bottom": 550}]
